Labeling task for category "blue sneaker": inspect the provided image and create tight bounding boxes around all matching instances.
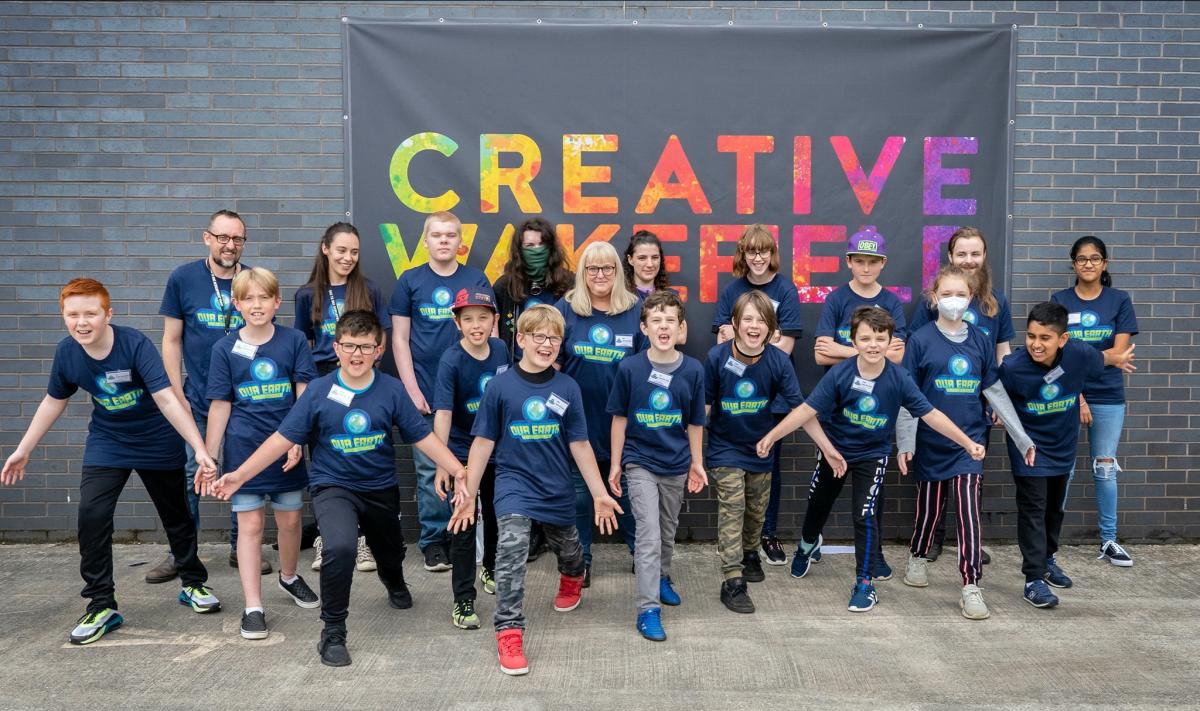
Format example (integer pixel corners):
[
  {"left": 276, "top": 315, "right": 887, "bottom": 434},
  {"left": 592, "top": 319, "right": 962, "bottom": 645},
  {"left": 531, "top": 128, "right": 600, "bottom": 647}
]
[
  {"left": 636, "top": 607, "right": 666, "bottom": 641},
  {"left": 872, "top": 558, "right": 893, "bottom": 582},
  {"left": 847, "top": 581, "right": 877, "bottom": 613},
  {"left": 1044, "top": 556, "right": 1072, "bottom": 589},
  {"left": 1024, "top": 579, "right": 1059, "bottom": 608},
  {"left": 659, "top": 576, "right": 681, "bottom": 606},
  {"left": 812, "top": 545, "right": 822, "bottom": 563},
  {"left": 791, "top": 534, "right": 822, "bottom": 579}
]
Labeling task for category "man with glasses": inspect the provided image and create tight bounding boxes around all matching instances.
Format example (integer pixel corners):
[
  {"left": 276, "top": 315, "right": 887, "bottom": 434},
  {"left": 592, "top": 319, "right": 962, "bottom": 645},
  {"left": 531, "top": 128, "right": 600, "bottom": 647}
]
[
  {"left": 389, "top": 211, "right": 493, "bottom": 573},
  {"left": 146, "top": 209, "right": 271, "bottom": 583}
]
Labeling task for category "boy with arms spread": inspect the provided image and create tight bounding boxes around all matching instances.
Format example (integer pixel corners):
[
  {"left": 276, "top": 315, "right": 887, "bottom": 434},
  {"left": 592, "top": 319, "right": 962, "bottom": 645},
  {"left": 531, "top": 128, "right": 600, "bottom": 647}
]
[
  {"left": 2, "top": 279, "right": 220, "bottom": 644},
  {"left": 448, "top": 305, "right": 622, "bottom": 676},
  {"left": 209, "top": 310, "right": 467, "bottom": 667}
]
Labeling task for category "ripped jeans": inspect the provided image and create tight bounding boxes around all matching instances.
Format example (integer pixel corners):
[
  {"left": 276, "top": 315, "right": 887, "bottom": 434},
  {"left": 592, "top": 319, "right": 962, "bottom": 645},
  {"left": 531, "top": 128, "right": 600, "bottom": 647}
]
[{"left": 1081, "top": 403, "right": 1126, "bottom": 543}]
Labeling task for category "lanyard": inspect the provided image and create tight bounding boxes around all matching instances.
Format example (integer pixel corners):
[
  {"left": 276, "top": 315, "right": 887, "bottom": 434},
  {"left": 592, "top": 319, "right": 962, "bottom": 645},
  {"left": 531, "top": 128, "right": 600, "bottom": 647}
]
[
  {"left": 327, "top": 288, "right": 342, "bottom": 320},
  {"left": 205, "top": 260, "right": 239, "bottom": 334}
]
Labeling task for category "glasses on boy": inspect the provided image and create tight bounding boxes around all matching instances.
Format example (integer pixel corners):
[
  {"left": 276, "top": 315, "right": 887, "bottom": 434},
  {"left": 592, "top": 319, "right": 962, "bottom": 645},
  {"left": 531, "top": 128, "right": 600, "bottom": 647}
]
[
  {"left": 522, "top": 332, "right": 563, "bottom": 347},
  {"left": 335, "top": 342, "right": 381, "bottom": 355}
]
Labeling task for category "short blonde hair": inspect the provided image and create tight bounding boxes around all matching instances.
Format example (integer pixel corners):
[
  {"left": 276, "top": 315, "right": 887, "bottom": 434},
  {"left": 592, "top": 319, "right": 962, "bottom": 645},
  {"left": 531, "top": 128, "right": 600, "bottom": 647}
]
[
  {"left": 565, "top": 241, "right": 638, "bottom": 317},
  {"left": 517, "top": 303, "right": 564, "bottom": 338},
  {"left": 232, "top": 267, "right": 280, "bottom": 300},
  {"left": 422, "top": 210, "right": 461, "bottom": 239},
  {"left": 731, "top": 224, "right": 779, "bottom": 278}
]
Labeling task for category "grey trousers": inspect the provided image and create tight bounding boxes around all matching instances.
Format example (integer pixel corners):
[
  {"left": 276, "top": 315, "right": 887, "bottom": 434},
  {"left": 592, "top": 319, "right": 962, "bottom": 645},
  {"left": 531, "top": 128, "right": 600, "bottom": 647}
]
[
  {"left": 626, "top": 465, "right": 687, "bottom": 613},
  {"left": 494, "top": 514, "right": 585, "bottom": 631}
]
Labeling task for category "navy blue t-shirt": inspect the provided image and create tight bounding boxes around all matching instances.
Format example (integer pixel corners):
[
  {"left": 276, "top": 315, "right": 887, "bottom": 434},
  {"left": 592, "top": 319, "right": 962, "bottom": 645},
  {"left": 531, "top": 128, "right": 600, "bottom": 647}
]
[
  {"left": 388, "top": 263, "right": 493, "bottom": 400},
  {"left": 711, "top": 273, "right": 804, "bottom": 339},
  {"left": 704, "top": 341, "right": 803, "bottom": 472},
  {"left": 606, "top": 351, "right": 707, "bottom": 477},
  {"left": 902, "top": 323, "right": 997, "bottom": 481},
  {"left": 909, "top": 288, "right": 1015, "bottom": 346},
  {"left": 159, "top": 259, "right": 249, "bottom": 416},
  {"left": 815, "top": 283, "right": 908, "bottom": 346},
  {"left": 471, "top": 368, "right": 590, "bottom": 526},
  {"left": 277, "top": 371, "right": 432, "bottom": 492},
  {"left": 999, "top": 340, "right": 1105, "bottom": 477},
  {"left": 206, "top": 327, "right": 317, "bottom": 494},
  {"left": 1050, "top": 286, "right": 1138, "bottom": 405},
  {"left": 47, "top": 325, "right": 184, "bottom": 470},
  {"left": 294, "top": 280, "right": 388, "bottom": 364},
  {"left": 554, "top": 298, "right": 648, "bottom": 462},
  {"left": 431, "top": 338, "right": 511, "bottom": 461},
  {"left": 806, "top": 358, "right": 933, "bottom": 464}
]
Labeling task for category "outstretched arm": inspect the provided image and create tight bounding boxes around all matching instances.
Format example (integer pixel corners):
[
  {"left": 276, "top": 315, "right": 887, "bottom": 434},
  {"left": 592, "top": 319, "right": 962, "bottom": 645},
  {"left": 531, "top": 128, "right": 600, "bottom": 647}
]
[{"left": 1, "top": 395, "right": 69, "bottom": 485}]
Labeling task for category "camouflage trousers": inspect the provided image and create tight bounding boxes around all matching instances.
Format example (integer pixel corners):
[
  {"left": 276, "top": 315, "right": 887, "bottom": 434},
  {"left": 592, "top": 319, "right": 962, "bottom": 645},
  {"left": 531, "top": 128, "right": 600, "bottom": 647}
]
[
  {"left": 710, "top": 467, "right": 772, "bottom": 580},
  {"left": 494, "top": 514, "right": 585, "bottom": 631}
]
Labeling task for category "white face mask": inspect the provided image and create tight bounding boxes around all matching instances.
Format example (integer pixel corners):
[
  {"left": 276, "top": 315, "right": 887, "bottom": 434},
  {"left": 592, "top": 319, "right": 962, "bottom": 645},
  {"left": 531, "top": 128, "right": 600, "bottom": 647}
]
[{"left": 937, "top": 296, "right": 970, "bottom": 322}]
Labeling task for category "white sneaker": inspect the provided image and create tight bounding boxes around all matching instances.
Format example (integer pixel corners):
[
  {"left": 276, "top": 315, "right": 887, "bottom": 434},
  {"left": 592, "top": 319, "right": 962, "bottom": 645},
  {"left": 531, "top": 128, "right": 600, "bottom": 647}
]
[
  {"left": 311, "top": 536, "right": 323, "bottom": 572},
  {"left": 903, "top": 555, "right": 928, "bottom": 587},
  {"left": 355, "top": 536, "right": 377, "bottom": 572},
  {"left": 960, "top": 584, "right": 990, "bottom": 620},
  {"left": 1098, "top": 540, "right": 1134, "bottom": 567}
]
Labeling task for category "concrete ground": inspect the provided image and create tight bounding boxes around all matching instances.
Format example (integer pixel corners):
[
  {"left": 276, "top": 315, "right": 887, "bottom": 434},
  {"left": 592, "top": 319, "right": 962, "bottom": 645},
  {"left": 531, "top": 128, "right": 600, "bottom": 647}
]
[{"left": 0, "top": 543, "right": 1197, "bottom": 710}]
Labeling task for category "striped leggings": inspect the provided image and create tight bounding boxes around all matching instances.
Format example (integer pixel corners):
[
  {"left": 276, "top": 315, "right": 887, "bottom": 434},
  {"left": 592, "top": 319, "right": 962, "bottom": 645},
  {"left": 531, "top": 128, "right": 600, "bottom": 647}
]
[{"left": 910, "top": 474, "right": 983, "bottom": 586}]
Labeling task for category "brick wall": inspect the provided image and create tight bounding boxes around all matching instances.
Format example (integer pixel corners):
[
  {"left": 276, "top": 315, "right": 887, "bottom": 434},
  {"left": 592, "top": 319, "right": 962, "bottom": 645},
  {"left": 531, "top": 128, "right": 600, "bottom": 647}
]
[{"left": 1, "top": 1, "right": 1196, "bottom": 543}]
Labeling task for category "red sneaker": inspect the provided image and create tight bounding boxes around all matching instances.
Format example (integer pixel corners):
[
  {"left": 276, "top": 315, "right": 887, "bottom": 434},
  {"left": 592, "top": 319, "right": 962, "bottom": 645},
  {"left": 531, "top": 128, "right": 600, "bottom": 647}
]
[
  {"left": 496, "top": 628, "right": 529, "bottom": 676},
  {"left": 554, "top": 573, "right": 584, "bottom": 612}
]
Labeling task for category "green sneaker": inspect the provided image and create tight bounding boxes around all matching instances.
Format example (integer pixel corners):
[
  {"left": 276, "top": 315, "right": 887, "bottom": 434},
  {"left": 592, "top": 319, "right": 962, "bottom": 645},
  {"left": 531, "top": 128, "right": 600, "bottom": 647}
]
[
  {"left": 480, "top": 567, "right": 496, "bottom": 595},
  {"left": 452, "top": 599, "right": 480, "bottom": 630},
  {"left": 178, "top": 585, "right": 221, "bottom": 613},
  {"left": 68, "top": 608, "right": 123, "bottom": 645}
]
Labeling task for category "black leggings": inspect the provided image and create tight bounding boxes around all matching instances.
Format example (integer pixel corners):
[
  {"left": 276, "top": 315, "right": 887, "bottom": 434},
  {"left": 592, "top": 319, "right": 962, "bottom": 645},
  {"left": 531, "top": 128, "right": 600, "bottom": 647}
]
[
  {"left": 800, "top": 456, "right": 888, "bottom": 581},
  {"left": 449, "top": 464, "right": 498, "bottom": 601}
]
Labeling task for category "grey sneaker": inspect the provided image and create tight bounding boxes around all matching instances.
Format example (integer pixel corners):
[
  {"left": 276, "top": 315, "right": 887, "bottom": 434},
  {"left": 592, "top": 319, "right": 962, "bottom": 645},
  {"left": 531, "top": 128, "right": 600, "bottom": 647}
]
[
  {"left": 903, "top": 555, "right": 929, "bottom": 588},
  {"left": 960, "top": 584, "right": 990, "bottom": 620},
  {"left": 69, "top": 608, "right": 123, "bottom": 645},
  {"left": 355, "top": 536, "right": 377, "bottom": 572},
  {"left": 311, "top": 536, "right": 323, "bottom": 571}
]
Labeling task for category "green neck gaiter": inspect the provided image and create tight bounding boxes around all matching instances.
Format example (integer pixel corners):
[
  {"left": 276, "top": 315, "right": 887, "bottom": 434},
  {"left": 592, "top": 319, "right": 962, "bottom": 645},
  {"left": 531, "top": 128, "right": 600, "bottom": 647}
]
[{"left": 522, "top": 245, "right": 549, "bottom": 283}]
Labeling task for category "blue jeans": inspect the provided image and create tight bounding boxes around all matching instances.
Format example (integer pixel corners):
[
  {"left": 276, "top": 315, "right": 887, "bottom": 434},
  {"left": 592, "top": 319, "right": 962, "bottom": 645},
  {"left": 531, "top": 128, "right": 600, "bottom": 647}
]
[
  {"left": 413, "top": 413, "right": 451, "bottom": 552},
  {"left": 182, "top": 410, "right": 238, "bottom": 549},
  {"left": 572, "top": 459, "right": 636, "bottom": 566},
  {"left": 1086, "top": 402, "right": 1126, "bottom": 543}
]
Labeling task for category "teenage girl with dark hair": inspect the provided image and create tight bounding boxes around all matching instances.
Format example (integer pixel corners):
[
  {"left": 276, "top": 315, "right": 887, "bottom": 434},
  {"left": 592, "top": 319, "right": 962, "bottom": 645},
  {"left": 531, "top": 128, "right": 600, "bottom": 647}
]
[{"left": 493, "top": 217, "right": 574, "bottom": 358}]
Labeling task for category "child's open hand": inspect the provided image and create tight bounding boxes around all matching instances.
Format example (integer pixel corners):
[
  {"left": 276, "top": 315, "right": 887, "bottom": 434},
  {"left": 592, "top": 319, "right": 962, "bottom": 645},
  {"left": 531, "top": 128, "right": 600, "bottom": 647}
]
[
  {"left": 824, "top": 448, "right": 848, "bottom": 478},
  {"left": 447, "top": 494, "right": 475, "bottom": 533},
  {"left": 897, "top": 451, "right": 912, "bottom": 476},
  {"left": 593, "top": 494, "right": 623, "bottom": 535},
  {"left": 686, "top": 463, "right": 708, "bottom": 493},
  {"left": 607, "top": 463, "right": 623, "bottom": 496},
  {"left": 211, "top": 471, "right": 243, "bottom": 501},
  {"left": 1024, "top": 445, "right": 1036, "bottom": 467},
  {"left": 282, "top": 444, "right": 303, "bottom": 472},
  {"left": 434, "top": 468, "right": 451, "bottom": 501}
]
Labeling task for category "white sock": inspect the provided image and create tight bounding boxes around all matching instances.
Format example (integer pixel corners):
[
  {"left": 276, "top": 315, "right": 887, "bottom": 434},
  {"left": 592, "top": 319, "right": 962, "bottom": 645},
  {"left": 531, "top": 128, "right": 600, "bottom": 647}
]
[
  {"left": 245, "top": 606, "right": 264, "bottom": 614},
  {"left": 280, "top": 573, "right": 298, "bottom": 584}
]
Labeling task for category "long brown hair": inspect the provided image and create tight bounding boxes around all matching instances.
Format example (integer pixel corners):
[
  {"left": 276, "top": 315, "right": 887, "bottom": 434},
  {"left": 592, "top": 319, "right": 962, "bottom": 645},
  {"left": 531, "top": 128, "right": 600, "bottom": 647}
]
[
  {"left": 303, "top": 222, "right": 375, "bottom": 326},
  {"left": 947, "top": 226, "right": 998, "bottom": 318},
  {"left": 731, "top": 224, "right": 779, "bottom": 278},
  {"left": 499, "top": 217, "right": 573, "bottom": 303},
  {"left": 623, "top": 229, "right": 670, "bottom": 292}
]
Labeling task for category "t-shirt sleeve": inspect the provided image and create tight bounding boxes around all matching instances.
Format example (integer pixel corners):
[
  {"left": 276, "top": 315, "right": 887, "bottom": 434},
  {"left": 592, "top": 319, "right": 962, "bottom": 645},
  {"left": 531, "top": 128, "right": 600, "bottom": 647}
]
[
  {"left": 46, "top": 345, "right": 78, "bottom": 400},
  {"left": 294, "top": 288, "right": 315, "bottom": 340},
  {"left": 391, "top": 384, "right": 433, "bottom": 443},
  {"left": 276, "top": 386, "right": 315, "bottom": 445},
  {"left": 430, "top": 353, "right": 457, "bottom": 413},
  {"left": 814, "top": 296, "right": 838, "bottom": 339},
  {"left": 605, "top": 363, "right": 631, "bottom": 417},
  {"left": 804, "top": 368, "right": 838, "bottom": 414},
  {"left": 470, "top": 380, "right": 502, "bottom": 441},
  {"left": 889, "top": 295, "right": 908, "bottom": 341},
  {"left": 563, "top": 381, "right": 589, "bottom": 443},
  {"left": 900, "top": 370, "right": 935, "bottom": 417},
  {"left": 776, "top": 356, "right": 804, "bottom": 409},
  {"left": 1115, "top": 291, "right": 1138, "bottom": 336},
  {"left": 292, "top": 336, "right": 318, "bottom": 384},
  {"left": 909, "top": 300, "right": 933, "bottom": 334},
  {"left": 388, "top": 273, "right": 412, "bottom": 318},
  {"left": 204, "top": 346, "right": 233, "bottom": 401},
  {"left": 687, "top": 367, "right": 707, "bottom": 426},
  {"left": 158, "top": 270, "right": 184, "bottom": 319},
  {"left": 1083, "top": 342, "right": 1106, "bottom": 379},
  {"left": 775, "top": 284, "right": 804, "bottom": 338},
  {"left": 995, "top": 294, "right": 1016, "bottom": 343},
  {"left": 133, "top": 333, "right": 173, "bottom": 395}
]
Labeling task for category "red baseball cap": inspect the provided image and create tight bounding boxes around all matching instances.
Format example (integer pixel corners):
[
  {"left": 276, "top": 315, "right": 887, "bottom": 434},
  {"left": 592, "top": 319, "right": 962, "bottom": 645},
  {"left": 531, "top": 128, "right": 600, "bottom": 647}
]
[{"left": 451, "top": 288, "right": 497, "bottom": 313}]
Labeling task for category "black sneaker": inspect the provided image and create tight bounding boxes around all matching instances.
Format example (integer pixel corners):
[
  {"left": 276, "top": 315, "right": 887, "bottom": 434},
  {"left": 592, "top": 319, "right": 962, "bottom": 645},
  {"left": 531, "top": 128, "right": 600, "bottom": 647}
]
[
  {"left": 720, "top": 577, "right": 755, "bottom": 614},
  {"left": 423, "top": 546, "right": 451, "bottom": 572},
  {"left": 926, "top": 541, "right": 944, "bottom": 563},
  {"left": 741, "top": 550, "right": 766, "bottom": 583},
  {"left": 388, "top": 583, "right": 413, "bottom": 610},
  {"left": 582, "top": 564, "right": 591, "bottom": 589},
  {"left": 317, "top": 627, "right": 351, "bottom": 667},
  {"left": 760, "top": 536, "right": 788, "bottom": 566},
  {"left": 278, "top": 575, "right": 320, "bottom": 609},
  {"left": 240, "top": 610, "right": 268, "bottom": 640}
]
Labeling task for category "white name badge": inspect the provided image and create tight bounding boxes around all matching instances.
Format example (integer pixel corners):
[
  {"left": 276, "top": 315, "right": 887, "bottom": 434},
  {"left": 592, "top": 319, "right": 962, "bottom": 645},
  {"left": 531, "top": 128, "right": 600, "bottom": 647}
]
[
  {"left": 723, "top": 357, "right": 746, "bottom": 377},
  {"left": 326, "top": 384, "right": 354, "bottom": 406},
  {"left": 546, "top": 392, "right": 569, "bottom": 416},
  {"left": 232, "top": 339, "right": 258, "bottom": 360},
  {"left": 1067, "top": 312, "right": 1081, "bottom": 325},
  {"left": 615, "top": 334, "right": 633, "bottom": 348},
  {"left": 1044, "top": 365, "right": 1065, "bottom": 384},
  {"left": 495, "top": 364, "right": 509, "bottom": 375},
  {"left": 104, "top": 369, "right": 132, "bottom": 384},
  {"left": 851, "top": 376, "right": 876, "bottom": 394},
  {"left": 648, "top": 370, "right": 673, "bottom": 388}
]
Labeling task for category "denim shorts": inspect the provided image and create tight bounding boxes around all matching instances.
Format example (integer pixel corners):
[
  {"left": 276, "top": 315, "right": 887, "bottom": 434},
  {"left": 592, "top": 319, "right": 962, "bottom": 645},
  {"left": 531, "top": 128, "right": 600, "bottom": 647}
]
[{"left": 230, "top": 489, "right": 304, "bottom": 513}]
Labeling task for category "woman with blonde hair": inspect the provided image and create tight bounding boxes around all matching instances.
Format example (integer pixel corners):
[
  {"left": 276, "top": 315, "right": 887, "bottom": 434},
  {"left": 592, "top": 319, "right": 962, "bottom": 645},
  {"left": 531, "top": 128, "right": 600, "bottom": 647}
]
[{"left": 554, "top": 241, "right": 643, "bottom": 584}]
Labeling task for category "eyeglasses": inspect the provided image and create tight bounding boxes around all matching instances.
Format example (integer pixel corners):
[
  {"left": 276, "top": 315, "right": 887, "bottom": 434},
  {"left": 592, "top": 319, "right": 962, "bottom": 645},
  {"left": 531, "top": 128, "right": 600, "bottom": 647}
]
[
  {"left": 523, "top": 332, "right": 563, "bottom": 346},
  {"left": 1073, "top": 255, "right": 1105, "bottom": 266},
  {"left": 747, "top": 250, "right": 772, "bottom": 259},
  {"left": 207, "top": 232, "right": 247, "bottom": 246},
  {"left": 584, "top": 265, "right": 617, "bottom": 276},
  {"left": 335, "top": 342, "right": 381, "bottom": 355}
]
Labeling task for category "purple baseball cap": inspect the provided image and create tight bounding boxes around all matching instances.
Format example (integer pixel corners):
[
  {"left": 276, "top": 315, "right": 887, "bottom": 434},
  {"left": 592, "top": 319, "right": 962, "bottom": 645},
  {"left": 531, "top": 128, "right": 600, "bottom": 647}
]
[{"left": 846, "top": 226, "right": 887, "bottom": 258}]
